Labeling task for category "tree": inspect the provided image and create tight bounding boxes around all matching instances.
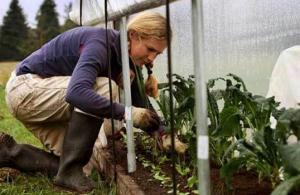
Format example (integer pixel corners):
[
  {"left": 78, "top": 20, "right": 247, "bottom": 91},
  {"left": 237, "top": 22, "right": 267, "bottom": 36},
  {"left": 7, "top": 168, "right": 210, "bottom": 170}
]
[
  {"left": 60, "top": 2, "right": 78, "bottom": 32},
  {"left": 20, "top": 28, "right": 40, "bottom": 58},
  {"left": 36, "top": 0, "right": 60, "bottom": 46},
  {"left": 0, "top": 0, "right": 28, "bottom": 61}
]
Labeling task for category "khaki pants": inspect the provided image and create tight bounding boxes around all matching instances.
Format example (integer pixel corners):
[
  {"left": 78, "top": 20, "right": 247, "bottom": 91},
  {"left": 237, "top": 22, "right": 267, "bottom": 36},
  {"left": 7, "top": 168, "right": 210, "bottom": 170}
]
[{"left": 5, "top": 71, "right": 123, "bottom": 174}]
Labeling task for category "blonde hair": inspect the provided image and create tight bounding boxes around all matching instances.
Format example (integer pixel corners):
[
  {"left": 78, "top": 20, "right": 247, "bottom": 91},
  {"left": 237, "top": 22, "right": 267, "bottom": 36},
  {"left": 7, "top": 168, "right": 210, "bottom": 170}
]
[
  {"left": 128, "top": 11, "right": 171, "bottom": 99},
  {"left": 127, "top": 11, "right": 172, "bottom": 40},
  {"left": 145, "top": 63, "right": 159, "bottom": 98}
]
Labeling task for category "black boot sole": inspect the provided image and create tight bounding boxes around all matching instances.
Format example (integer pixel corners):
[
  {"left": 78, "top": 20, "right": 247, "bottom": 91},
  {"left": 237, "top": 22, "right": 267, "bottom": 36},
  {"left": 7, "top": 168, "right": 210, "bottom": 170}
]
[
  {"left": 53, "top": 183, "right": 85, "bottom": 194},
  {"left": 53, "top": 181, "right": 94, "bottom": 195}
]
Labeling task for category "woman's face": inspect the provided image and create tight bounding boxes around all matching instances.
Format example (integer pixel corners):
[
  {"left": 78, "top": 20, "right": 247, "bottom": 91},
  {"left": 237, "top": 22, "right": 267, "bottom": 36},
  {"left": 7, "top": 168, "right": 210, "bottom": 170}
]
[{"left": 129, "top": 31, "right": 167, "bottom": 67}]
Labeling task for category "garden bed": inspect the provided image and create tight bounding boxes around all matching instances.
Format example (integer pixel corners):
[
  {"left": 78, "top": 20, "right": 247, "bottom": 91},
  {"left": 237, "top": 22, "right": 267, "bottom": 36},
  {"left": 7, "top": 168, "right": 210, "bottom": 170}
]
[
  {"left": 97, "top": 73, "right": 300, "bottom": 195},
  {"left": 102, "top": 139, "right": 272, "bottom": 195}
]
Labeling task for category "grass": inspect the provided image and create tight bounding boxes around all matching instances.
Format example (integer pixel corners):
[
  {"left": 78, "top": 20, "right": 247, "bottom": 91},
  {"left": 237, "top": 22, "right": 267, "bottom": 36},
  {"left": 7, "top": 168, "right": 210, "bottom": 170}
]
[
  {"left": 0, "top": 61, "right": 17, "bottom": 86},
  {"left": 0, "top": 62, "right": 116, "bottom": 194}
]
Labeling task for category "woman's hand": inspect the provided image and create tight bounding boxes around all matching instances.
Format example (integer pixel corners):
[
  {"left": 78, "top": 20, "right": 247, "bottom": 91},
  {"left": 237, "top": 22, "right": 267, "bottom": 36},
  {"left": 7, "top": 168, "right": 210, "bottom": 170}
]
[
  {"left": 161, "top": 134, "right": 188, "bottom": 154},
  {"left": 152, "top": 131, "right": 188, "bottom": 154},
  {"left": 132, "top": 106, "right": 160, "bottom": 132}
]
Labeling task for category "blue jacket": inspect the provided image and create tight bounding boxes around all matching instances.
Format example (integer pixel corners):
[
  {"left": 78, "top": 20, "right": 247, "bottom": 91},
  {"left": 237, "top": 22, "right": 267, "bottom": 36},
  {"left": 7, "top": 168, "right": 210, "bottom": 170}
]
[{"left": 16, "top": 26, "right": 150, "bottom": 121}]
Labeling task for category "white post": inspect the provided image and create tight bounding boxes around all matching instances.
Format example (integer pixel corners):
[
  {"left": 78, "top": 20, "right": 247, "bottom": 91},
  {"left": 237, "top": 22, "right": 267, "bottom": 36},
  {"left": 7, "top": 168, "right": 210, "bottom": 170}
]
[
  {"left": 192, "top": 0, "right": 210, "bottom": 194},
  {"left": 120, "top": 16, "right": 136, "bottom": 172}
]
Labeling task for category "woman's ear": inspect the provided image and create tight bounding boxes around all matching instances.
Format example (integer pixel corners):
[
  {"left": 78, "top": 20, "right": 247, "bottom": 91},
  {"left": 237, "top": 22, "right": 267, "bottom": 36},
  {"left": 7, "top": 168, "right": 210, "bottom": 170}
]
[{"left": 128, "top": 30, "right": 138, "bottom": 41}]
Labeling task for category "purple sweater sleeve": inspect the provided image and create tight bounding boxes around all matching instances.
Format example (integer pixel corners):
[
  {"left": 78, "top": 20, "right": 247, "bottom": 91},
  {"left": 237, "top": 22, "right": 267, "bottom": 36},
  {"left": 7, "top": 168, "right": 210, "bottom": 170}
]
[{"left": 66, "top": 38, "right": 125, "bottom": 120}]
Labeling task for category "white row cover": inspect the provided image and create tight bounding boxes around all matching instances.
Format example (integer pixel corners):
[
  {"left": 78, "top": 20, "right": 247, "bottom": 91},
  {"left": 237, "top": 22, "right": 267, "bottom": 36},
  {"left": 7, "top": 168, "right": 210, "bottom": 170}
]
[
  {"left": 69, "top": 0, "right": 145, "bottom": 25},
  {"left": 267, "top": 46, "right": 300, "bottom": 109}
]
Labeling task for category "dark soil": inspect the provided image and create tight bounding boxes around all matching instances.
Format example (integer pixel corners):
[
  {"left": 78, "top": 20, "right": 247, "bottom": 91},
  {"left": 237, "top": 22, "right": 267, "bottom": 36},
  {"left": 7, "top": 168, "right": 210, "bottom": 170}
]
[
  {"left": 0, "top": 143, "right": 273, "bottom": 195},
  {"left": 106, "top": 140, "right": 167, "bottom": 195},
  {"left": 106, "top": 140, "right": 273, "bottom": 195}
]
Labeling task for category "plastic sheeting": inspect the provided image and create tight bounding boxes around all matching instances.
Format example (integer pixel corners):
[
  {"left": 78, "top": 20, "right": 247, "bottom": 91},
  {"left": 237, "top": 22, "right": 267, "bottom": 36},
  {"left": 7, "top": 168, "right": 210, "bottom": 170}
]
[
  {"left": 70, "top": 0, "right": 300, "bottom": 95},
  {"left": 203, "top": 0, "right": 300, "bottom": 95},
  {"left": 69, "top": 0, "right": 146, "bottom": 25},
  {"left": 150, "top": 0, "right": 300, "bottom": 95}
]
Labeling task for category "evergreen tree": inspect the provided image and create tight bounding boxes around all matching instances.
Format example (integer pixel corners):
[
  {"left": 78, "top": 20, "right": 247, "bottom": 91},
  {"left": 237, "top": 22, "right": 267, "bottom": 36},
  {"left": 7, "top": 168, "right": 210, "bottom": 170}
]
[
  {"left": 60, "top": 2, "right": 78, "bottom": 32},
  {"left": 20, "top": 27, "right": 40, "bottom": 58},
  {"left": 36, "top": 0, "right": 60, "bottom": 46},
  {"left": 0, "top": 0, "right": 28, "bottom": 61}
]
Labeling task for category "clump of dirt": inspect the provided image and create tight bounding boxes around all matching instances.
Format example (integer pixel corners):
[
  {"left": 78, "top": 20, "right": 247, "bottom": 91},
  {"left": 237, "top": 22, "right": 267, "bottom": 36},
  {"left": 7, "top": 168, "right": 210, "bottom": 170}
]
[{"left": 0, "top": 168, "right": 20, "bottom": 182}]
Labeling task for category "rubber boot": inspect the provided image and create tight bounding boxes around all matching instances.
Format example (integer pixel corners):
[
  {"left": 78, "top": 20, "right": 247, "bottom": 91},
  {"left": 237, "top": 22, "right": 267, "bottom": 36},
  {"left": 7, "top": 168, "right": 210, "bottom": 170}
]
[
  {"left": 0, "top": 132, "right": 59, "bottom": 177},
  {"left": 54, "top": 111, "right": 103, "bottom": 194}
]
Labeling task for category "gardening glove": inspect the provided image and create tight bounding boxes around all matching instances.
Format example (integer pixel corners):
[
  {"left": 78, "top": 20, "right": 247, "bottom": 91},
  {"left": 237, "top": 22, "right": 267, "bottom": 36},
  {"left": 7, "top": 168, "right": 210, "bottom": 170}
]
[
  {"left": 161, "top": 134, "right": 188, "bottom": 154},
  {"left": 132, "top": 106, "right": 160, "bottom": 133},
  {"left": 151, "top": 127, "right": 188, "bottom": 154}
]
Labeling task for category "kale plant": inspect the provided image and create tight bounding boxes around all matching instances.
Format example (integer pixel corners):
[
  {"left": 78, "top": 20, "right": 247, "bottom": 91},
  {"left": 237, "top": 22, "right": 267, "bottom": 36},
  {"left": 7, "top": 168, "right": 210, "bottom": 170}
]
[{"left": 156, "top": 73, "right": 300, "bottom": 193}]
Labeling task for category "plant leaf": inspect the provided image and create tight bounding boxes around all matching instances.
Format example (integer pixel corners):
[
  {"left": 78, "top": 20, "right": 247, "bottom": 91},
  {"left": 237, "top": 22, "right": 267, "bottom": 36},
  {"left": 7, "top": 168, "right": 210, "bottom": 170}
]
[
  {"left": 187, "top": 175, "right": 198, "bottom": 188},
  {"left": 217, "top": 106, "right": 242, "bottom": 137},
  {"left": 279, "top": 142, "right": 300, "bottom": 174},
  {"left": 220, "top": 157, "right": 248, "bottom": 188},
  {"left": 227, "top": 73, "right": 247, "bottom": 91},
  {"left": 271, "top": 174, "right": 300, "bottom": 195}
]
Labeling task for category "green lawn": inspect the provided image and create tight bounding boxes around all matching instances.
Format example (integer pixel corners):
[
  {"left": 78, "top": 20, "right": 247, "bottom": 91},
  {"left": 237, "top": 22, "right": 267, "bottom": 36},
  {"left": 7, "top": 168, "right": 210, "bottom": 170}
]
[
  {"left": 0, "top": 62, "right": 116, "bottom": 195},
  {"left": 0, "top": 61, "right": 17, "bottom": 86}
]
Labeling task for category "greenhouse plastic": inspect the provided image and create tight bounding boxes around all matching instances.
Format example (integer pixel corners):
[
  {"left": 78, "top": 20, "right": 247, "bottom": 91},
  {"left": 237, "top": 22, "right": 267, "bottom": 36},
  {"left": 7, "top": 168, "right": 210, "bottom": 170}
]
[{"left": 70, "top": 0, "right": 177, "bottom": 25}]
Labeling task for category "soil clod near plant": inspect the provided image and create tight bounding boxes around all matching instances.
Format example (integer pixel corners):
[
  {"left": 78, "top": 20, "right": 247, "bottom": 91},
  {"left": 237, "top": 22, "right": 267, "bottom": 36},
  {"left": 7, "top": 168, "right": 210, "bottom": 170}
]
[{"left": 0, "top": 168, "right": 20, "bottom": 183}]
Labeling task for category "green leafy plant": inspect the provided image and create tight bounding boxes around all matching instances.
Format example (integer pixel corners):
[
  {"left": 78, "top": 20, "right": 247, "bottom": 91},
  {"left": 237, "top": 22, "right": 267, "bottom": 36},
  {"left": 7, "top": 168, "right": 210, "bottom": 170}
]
[
  {"left": 140, "top": 72, "right": 300, "bottom": 193},
  {"left": 213, "top": 74, "right": 283, "bottom": 187},
  {"left": 271, "top": 109, "right": 300, "bottom": 194}
]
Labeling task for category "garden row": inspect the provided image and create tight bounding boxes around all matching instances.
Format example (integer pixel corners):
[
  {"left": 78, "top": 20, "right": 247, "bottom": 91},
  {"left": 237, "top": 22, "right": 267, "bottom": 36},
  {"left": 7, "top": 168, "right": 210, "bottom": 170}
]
[{"left": 120, "top": 73, "right": 300, "bottom": 194}]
